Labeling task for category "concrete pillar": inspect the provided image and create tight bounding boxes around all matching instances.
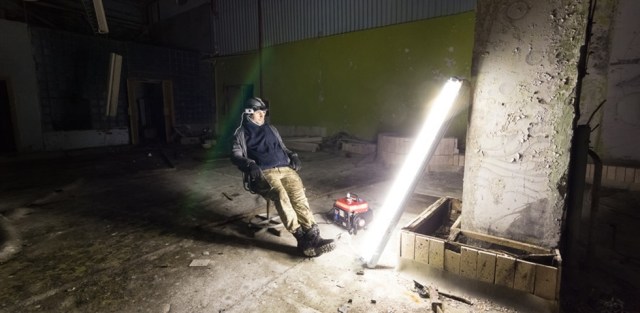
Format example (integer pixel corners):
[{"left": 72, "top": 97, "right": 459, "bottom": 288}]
[{"left": 461, "top": 0, "right": 589, "bottom": 248}]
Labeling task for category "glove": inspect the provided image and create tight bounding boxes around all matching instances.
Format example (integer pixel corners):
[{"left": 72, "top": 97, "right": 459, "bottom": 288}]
[
  {"left": 289, "top": 154, "right": 302, "bottom": 171},
  {"left": 247, "top": 163, "right": 262, "bottom": 180}
]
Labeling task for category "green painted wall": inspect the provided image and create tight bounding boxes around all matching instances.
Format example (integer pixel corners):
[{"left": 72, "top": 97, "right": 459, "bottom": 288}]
[{"left": 215, "top": 11, "right": 475, "bottom": 144}]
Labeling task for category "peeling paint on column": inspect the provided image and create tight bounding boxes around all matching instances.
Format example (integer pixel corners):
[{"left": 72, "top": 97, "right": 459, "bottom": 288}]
[{"left": 462, "top": 0, "right": 588, "bottom": 248}]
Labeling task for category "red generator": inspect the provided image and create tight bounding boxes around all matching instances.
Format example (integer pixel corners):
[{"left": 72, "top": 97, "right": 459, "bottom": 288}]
[{"left": 332, "top": 193, "right": 373, "bottom": 235}]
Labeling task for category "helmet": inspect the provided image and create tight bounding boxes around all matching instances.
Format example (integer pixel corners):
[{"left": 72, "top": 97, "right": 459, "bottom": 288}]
[{"left": 245, "top": 97, "right": 267, "bottom": 112}]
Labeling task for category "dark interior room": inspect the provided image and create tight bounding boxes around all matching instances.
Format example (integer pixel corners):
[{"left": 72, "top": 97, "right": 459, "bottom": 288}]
[{"left": 1, "top": 0, "right": 639, "bottom": 312}]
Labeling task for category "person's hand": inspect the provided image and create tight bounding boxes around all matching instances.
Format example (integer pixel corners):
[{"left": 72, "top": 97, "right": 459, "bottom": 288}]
[
  {"left": 247, "top": 163, "right": 262, "bottom": 180},
  {"left": 290, "top": 154, "right": 301, "bottom": 171}
]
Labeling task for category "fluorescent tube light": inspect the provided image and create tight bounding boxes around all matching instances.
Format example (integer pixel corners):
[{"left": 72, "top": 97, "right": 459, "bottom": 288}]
[
  {"left": 361, "top": 77, "right": 463, "bottom": 268},
  {"left": 93, "top": 0, "right": 109, "bottom": 34}
]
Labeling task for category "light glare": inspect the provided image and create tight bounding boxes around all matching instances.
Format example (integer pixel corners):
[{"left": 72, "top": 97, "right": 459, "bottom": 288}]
[{"left": 361, "top": 78, "right": 463, "bottom": 268}]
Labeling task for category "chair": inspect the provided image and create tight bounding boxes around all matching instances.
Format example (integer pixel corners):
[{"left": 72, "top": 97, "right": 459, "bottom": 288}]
[
  {"left": 248, "top": 198, "right": 284, "bottom": 236},
  {"left": 244, "top": 173, "right": 284, "bottom": 236}
]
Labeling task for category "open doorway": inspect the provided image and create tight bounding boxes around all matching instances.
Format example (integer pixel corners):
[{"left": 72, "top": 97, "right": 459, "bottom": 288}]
[
  {"left": 126, "top": 79, "right": 175, "bottom": 146},
  {"left": 0, "top": 79, "right": 17, "bottom": 155}
]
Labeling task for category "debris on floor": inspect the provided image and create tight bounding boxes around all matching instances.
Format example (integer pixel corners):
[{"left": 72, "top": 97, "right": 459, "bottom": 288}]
[{"left": 188, "top": 259, "right": 210, "bottom": 267}]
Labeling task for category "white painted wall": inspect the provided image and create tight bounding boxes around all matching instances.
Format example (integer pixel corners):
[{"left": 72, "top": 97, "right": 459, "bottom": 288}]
[
  {"left": 462, "top": 0, "right": 588, "bottom": 248},
  {"left": 0, "top": 19, "right": 43, "bottom": 152}
]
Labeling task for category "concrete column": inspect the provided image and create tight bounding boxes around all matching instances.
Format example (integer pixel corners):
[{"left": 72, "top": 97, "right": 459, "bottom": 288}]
[{"left": 461, "top": 0, "right": 589, "bottom": 248}]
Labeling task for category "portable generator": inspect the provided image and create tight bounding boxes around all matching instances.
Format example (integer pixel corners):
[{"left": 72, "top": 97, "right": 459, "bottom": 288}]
[{"left": 332, "top": 193, "right": 373, "bottom": 235}]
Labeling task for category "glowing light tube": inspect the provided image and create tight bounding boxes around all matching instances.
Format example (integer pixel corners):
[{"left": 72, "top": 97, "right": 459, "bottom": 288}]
[{"left": 361, "top": 77, "right": 463, "bottom": 268}]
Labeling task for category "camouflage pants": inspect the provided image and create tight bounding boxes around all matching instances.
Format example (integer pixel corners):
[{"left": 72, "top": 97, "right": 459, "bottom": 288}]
[{"left": 261, "top": 167, "right": 316, "bottom": 233}]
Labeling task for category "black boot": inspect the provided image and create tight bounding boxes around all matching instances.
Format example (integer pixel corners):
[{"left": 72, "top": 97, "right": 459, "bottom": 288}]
[
  {"left": 293, "top": 227, "right": 315, "bottom": 257},
  {"left": 305, "top": 224, "right": 335, "bottom": 256}
]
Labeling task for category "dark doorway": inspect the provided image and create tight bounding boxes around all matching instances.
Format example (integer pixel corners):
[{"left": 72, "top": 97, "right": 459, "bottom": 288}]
[
  {"left": 136, "top": 82, "right": 166, "bottom": 145},
  {"left": 0, "top": 80, "right": 17, "bottom": 154},
  {"left": 127, "top": 79, "right": 174, "bottom": 146}
]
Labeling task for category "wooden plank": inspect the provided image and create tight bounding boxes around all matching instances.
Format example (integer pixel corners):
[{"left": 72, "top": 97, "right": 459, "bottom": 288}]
[
  {"left": 428, "top": 239, "right": 445, "bottom": 269},
  {"left": 460, "top": 246, "right": 478, "bottom": 279},
  {"left": 428, "top": 285, "right": 443, "bottom": 313},
  {"left": 444, "top": 249, "right": 460, "bottom": 274},
  {"left": 495, "top": 255, "right": 516, "bottom": 288},
  {"left": 477, "top": 251, "right": 496, "bottom": 284},
  {"left": 450, "top": 215, "right": 461, "bottom": 229},
  {"left": 414, "top": 235, "right": 430, "bottom": 264},
  {"left": 447, "top": 228, "right": 461, "bottom": 241},
  {"left": 459, "top": 229, "right": 550, "bottom": 254},
  {"left": 400, "top": 231, "right": 416, "bottom": 260},
  {"left": 403, "top": 197, "right": 449, "bottom": 230},
  {"left": 534, "top": 264, "right": 558, "bottom": 300},
  {"left": 514, "top": 260, "right": 536, "bottom": 293},
  {"left": 554, "top": 249, "right": 563, "bottom": 301}
]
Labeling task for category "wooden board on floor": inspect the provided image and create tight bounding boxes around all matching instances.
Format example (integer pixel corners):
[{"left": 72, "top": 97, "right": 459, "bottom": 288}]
[
  {"left": 403, "top": 197, "right": 450, "bottom": 234},
  {"left": 459, "top": 229, "right": 550, "bottom": 254}
]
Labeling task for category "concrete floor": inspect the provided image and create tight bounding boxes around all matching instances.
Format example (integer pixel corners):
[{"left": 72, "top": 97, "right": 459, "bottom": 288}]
[{"left": 0, "top": 145, "right": 637, "bottom": 313}]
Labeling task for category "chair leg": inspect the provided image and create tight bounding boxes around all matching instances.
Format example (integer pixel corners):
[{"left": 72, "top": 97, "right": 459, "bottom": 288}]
[{"left": 248, "top": 199, "right": 284, "bottom": 236}]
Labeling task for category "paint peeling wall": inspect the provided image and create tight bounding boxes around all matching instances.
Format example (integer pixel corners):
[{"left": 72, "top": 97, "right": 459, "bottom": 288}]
[
  {"left": 597, "top": 0, "right": 640, "bottom": 163},
  {"left": 576, "top": 0, "right": 615, "bottom": 152},
  {"left": 461, "top": 0, "right": 588, "bottom": 248}
]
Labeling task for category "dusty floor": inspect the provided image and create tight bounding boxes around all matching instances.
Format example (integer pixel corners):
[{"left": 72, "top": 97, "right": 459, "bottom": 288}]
[{"left": 0, "top": 144, "right": 637, "bottom": 313}]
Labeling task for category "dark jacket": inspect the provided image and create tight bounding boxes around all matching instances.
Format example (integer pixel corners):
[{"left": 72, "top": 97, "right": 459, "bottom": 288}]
[{"left": 231, "top": 121, "right": 295, "bottom": 171}]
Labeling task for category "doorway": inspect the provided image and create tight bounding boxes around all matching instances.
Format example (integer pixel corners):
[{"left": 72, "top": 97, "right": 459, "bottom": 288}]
[
  {"left": 0, "top": 79, "right": 17, "bottom": 154},
  {"left": 126, "top": 79, "right": 175, "bottom": 145}
]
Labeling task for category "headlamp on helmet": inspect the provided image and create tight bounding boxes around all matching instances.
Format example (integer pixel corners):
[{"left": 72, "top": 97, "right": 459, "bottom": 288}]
[{"left": 244, "top": 97, "right": 268, "bottom": 114}]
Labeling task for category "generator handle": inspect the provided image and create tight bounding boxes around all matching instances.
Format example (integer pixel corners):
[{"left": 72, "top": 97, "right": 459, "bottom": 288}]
[{"left": 346, "top": 192, "right": 361, "bottom": 202}]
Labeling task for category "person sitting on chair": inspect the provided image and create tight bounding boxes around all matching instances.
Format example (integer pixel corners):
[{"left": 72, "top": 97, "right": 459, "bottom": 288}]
[{"left": 231, "top": 97, "right": 335, "bottom": 257}]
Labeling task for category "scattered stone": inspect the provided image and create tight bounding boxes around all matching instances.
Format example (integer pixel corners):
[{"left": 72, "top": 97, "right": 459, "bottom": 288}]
[
  {"left": 371, "top": 299, "right": 376, "bottom": 304},
  {"left": 356, "top": 270, "right": 364, "bottom": 275},
  {"left": 202, "top": 251, "right": 210, "bottom": 256},
  {"left": 189, "top": 259, "right": 210, "bottom": 267},
  {"left": 162, "top": 303, "right": 171, "bottom": 313}
]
